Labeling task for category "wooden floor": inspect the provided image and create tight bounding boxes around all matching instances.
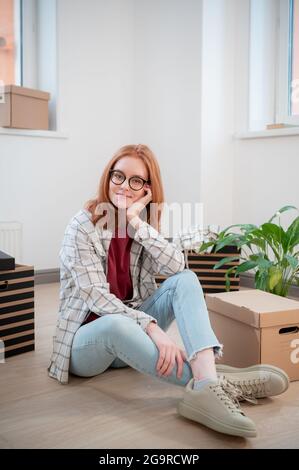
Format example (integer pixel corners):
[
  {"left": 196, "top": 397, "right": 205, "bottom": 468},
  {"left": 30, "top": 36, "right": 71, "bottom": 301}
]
[{"left": 0, "top": 283, "right": 299, "bottom": 449}]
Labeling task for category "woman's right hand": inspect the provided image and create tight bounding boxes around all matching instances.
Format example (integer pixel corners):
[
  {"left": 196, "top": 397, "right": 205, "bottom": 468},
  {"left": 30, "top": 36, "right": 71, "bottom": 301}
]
[{"left": 146, "top": 321, "right": 187, "bottom": 379}]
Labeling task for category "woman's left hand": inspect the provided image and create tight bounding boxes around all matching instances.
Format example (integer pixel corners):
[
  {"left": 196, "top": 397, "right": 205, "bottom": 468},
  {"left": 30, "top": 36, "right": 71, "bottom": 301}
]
[{"left": 127, "top": 184, "right": 152, "bottom": 224}]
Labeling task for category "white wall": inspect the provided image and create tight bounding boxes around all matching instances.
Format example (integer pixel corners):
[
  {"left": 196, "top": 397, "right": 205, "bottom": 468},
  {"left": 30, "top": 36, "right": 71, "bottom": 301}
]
[
  {"left": 233, "top": 136, "right": 299, "bottom": 228},
  {"left": 0, "top": 0, "right": 203, "bottom": 270},
  {"left": 1, "top": 0, "right": 297, "bottom": 271},
  {"left": 233, "top": 0, "right": 299, "bottom": 229},
  {"left": 135, "top": 0, "right": 204, "bottom": 201},
  {"left": 199, "top": 0, "right": 237, "bottom": 228}
]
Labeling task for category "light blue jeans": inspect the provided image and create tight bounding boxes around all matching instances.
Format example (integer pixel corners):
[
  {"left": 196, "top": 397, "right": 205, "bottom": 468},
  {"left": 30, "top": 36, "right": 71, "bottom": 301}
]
[{"left": 69, "top": 269, "right": 222, "bottom": 387}]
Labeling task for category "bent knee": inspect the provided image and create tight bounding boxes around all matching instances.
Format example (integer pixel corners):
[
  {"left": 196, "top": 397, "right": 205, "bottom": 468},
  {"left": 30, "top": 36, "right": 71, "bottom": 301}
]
[
  {"left": 173, "top": 269, "right": 202, "bottom": 291},
  {"left": 164, "top": 268, "right": 199, "bottom": 289},
  {"left": 99, "top": 314, "right": 136, "bottom": 336},
  {"left": 176, "top": 269, "right": 198, "bottom": 282}
]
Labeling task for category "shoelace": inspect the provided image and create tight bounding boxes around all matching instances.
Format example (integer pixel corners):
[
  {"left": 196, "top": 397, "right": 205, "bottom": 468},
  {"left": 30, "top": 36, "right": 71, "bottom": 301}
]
[
  {"left": 209, "top": 382, "right": 245, "bottom": 415},
  {"left": 219, "top": 376, "right": 261, "bottom": 405}
]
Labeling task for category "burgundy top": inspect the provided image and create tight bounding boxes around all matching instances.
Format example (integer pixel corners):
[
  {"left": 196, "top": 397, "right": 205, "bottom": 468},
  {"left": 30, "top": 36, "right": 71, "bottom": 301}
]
[{"left": 81, "top": 227, "right": 134, "bottom": 326}]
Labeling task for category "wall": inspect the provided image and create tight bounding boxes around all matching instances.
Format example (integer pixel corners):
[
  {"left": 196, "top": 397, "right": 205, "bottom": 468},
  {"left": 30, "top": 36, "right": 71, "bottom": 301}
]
[
  {"left": 233, "top": 136, "right": 299, "bottom": 228},
  {"left": 1, "top": 0, "right": 297, "bottom": 271},
  {"left": 199, "top": 0, "right": 237, "bottom": 229},
  {"left": 233, "top": 0, "right": 299, "bottom": 229},
  {"left": 0, "top": 0, "right": 203, "bottom": 270}
]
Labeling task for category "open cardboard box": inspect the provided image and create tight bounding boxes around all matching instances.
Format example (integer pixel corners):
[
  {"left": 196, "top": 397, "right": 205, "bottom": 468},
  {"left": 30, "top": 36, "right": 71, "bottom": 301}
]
[{"left": 206, "top": 289, "right": 299, "bottom": 381}]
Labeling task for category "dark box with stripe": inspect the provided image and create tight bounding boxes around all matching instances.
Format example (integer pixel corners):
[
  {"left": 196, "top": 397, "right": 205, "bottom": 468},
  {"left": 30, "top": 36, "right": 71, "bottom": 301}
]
[
  {"left": 0, "top": 250, "right": 15, "bottom": 271},
  {"left": 155, "top": 245, "right": 240, "bottom": 295},
  {"left": 0, "top": 264, "right": 34, "bottom": 359}
]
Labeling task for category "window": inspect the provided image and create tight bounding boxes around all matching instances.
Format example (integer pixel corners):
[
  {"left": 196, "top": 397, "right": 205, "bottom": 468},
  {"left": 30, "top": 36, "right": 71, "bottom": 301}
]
[
  {"left": 249, "top": 0, "right": 299, "bottom": 131},
  {"left": 290, "top": 0, "right": 299, "bottom": 116},
  {"left": 0, "top": 0, "right": 21, "bottom": 86},
  {"left": 276, "top": 0, "right": 299, "bottom": 125},
  {"left": 0, "top": 0, "right": 58, "bottom": 130},
  {"left": 0, "top": 0, "right": 45, "bottom": 89}
]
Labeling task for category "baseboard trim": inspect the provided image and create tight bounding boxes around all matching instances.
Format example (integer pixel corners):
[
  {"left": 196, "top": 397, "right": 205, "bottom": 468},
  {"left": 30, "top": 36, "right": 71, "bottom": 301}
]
[
  {"left": 34, "top": 268, "right": 299, "bottom": 299},
  {"left": 240, "top": 273, "right": 299, "bottom": 299},
  {"left": 35, "top": 268, "right": 60, "bottom": 284}
]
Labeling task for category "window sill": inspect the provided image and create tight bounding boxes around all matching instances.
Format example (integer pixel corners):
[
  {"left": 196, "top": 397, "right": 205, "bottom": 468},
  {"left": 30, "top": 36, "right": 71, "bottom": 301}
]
[
  {"left": 0, "top": 128, "right": 69, "bottom": 139},
  {"left": 234, "top": 127, "right": 299, "bottom": 139}
]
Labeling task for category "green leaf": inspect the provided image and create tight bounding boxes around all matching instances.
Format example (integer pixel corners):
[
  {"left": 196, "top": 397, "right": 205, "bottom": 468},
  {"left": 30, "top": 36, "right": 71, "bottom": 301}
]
[
  {"left": 213, "top": 256, "right": 240, "bottom": 270},
  {"left": 261, "top": 223, "right": 286, "bottom": 245},
  {"left": 273, "top": 279, "right": 285, "bottom": 296},
  {"left": 234, "top": 235, "right": 252, "bottom": 249},
  {"left": 251, "top": 227, "right": 280, "bottom": 260},
  {"left": 259, "top": 271, "right": 269, "bottom": 291},
  {"left": 286, "top": 216, "right": 299, "bottom": 252},
  {"left": 268, "top": 267, "right": 283, "bottom": 290},
  {"left": 224, "top": 267, "right": 237, "bottom": 291},
  {"left": 240, "top": 224, "right": 259, "bottom": 233},
  {"left": 225, "top": 276, "right": 231, "bottom": 291},
  {"left": 234, "top": 260, "right": 258, "bottom": 274},
  {"left": 284, "top": 254, "right": 299, "bottom": 270},
  {"left": 268, "top": 205, "right": 298, "bottom": 223},
  {"left": 254, "top": 268, "right": 269, "bottom": 291},
  {"left": 214, "top": 234, "right": 239, "bottom": 252},
  {"left": 281, "top": 257, "right": 290, "bottom": 269},
  {"left": 255, "top": 270, "right": 261, "bottom": 288},
  {"left": 250, "top": 254, "right": 272, "bottom": 270},
  {"left": 196, "top": 241, "right": 216, "bottom": 254},
  {"left": 246, "top": 237, "right": 266, "bottom": 251},
  {"left": 219, "top": 224, "right": 255, "bottom": 235}
]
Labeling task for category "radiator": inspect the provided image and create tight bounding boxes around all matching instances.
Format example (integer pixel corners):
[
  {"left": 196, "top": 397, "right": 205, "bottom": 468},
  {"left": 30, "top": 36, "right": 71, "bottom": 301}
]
[{"left": 0, "top": 222, "right": 22, "bottom": 263}]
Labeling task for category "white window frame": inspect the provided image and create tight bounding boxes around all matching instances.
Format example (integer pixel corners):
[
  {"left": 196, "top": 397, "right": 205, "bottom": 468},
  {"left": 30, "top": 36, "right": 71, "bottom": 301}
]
[
  {"left": 21, "top": 0, "right": 38, "bottom": 89},
  {"left": 20, "top": 0, "right": 58, "bottom": 130},
  {"left": 13, "top": 0, "right": 22, "bottom": 86},
  {"left": 276, "top": 0, "right": 299, "bottom": 125},
  {"left": 248, "top": 0, "right": 279, "bottom": 131}
]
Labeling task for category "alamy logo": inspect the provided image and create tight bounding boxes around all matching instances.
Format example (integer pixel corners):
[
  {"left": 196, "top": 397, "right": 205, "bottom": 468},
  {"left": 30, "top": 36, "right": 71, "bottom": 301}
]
[{"left": 290, "top": 338, "right": 299, "bottom": 365}]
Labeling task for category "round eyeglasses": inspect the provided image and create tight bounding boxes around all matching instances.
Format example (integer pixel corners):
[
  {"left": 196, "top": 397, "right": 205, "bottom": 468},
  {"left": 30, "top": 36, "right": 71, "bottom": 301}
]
[{"left": 109, "top": 169, "right": 150, "bottom": 191}]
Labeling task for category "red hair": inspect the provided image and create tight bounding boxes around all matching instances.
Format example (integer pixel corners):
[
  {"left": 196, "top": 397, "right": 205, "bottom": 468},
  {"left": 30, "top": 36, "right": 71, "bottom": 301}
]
[{"left": 84, "top": 144, "right": 165, "bottom": 232}]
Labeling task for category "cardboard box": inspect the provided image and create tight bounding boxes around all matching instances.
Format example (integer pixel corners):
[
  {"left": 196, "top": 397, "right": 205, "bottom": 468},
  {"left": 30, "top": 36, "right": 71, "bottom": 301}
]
[
  {"left": 206, "top": 289, "right": 299, "bottom": 381},
  {"left": 0, "top": 264, "right": 34, "bottom": 359},
  {"left": 0, "top": 250, "right": 15, "bottom": 271},
  {"left": 0, "top": 85, "right": 50, "bottom": 130}
]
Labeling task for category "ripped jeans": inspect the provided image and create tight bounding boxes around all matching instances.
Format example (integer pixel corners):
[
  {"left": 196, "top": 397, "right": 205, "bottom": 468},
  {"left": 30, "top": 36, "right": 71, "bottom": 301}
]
[{"left": 69, "top": 269, "right": 223, "bottom": 387}]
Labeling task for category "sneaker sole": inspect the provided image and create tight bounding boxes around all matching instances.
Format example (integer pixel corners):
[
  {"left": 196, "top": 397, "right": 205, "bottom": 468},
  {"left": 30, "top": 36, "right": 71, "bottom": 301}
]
[
  {"left": 216, "top": 364, "right": 289, "bottom": 394},
  {"left": 177, "top": 401, "right": 257, "bottom": 438}
]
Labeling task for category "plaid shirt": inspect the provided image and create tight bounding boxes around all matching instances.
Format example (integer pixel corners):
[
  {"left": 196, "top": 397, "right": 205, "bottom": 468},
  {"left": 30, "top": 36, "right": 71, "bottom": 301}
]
[{"left": 48, "top": 209, "right": 215, "bottom": 384}]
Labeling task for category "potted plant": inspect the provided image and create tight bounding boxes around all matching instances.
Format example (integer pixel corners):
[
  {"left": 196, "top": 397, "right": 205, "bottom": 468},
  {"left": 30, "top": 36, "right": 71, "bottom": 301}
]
[{"left": 197, "top": 206, "right": 299, "bottom": 297}]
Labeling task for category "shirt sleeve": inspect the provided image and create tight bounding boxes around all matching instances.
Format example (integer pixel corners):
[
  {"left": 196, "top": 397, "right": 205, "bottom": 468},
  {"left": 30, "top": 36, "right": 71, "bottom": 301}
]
[
  {"left": 61, "top": 223, "right": 157, "bottom": 333},
  {"left": 171, "top": 225, "right": 218, "bottom": 251},
  {"left": 133, "top": 220, "right": 186, "bottom": 276}
]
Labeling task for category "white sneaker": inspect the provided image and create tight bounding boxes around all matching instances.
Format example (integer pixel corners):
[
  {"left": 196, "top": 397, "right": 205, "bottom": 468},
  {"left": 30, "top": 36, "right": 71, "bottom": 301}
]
[
  {"left": 216, "top": 364, "right": 290, "bottom": 401},
  {"left": 177, "top": 378, "right": 257, "bottom": 438}
]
